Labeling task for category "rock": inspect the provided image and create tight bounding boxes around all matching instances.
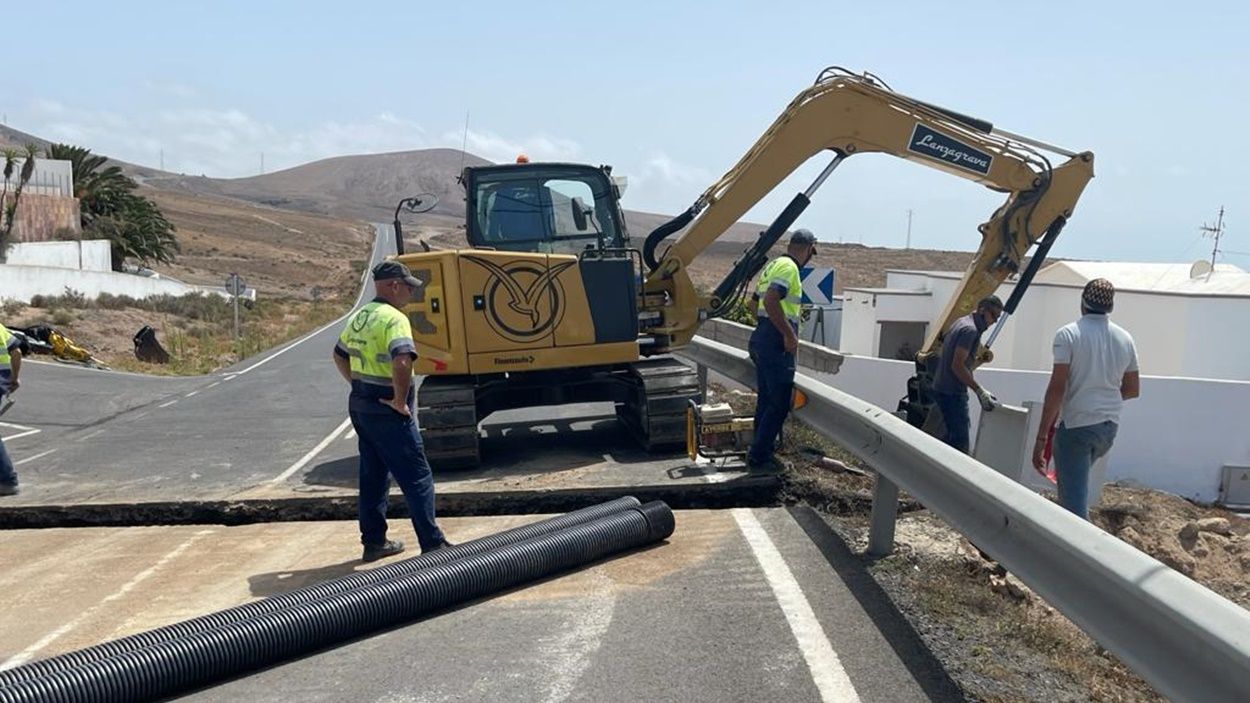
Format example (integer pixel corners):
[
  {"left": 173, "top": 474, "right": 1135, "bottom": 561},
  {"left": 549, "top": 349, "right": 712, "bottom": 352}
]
[
  {"left": 990, "top": 573, "right": 1030, "bottom": 602},
  {"left": 1240, "top": 554, "right": 1250, "bottom": 572},
  {"left": 1178, "top": 522, "right": 1200, "bottom": 541},
  {"left": 1117, "top": 526, "right": 1143, "bottom": 547},
  {"left": 1196, "top": 517, "right": 1233, "bottom": 536}
]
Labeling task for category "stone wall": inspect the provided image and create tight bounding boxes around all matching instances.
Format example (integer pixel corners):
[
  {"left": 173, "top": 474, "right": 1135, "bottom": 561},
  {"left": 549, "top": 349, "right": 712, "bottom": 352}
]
[{"left": 1, "top": 192, "right": 81, "bottom": 242}]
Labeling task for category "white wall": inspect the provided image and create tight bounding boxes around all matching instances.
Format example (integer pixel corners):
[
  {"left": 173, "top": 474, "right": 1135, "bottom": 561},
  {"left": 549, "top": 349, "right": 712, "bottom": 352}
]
[
  {"left": 6, "top": 240, "right": 111, "bottom": 272},
  {"left": 845, "top": 271, "right": 1250, "bottom": 381},
  {"left": 805, "top": 354, "right": 1250, "bottom": 504},
  {"left": 0, "top": 264, "right": 228, "bottom": 302},
  {"left": 840, "top": 291, "right": 879, "bottom": 357}
]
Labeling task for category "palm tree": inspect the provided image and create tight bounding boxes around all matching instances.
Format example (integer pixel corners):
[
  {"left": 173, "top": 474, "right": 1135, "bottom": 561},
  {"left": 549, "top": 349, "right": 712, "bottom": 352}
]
[
  {"left": 44, "top": 143, "right": 178, "bottom": 269},
  {"left": 0, "top": 143, "right": 39, "bottom": 261}
]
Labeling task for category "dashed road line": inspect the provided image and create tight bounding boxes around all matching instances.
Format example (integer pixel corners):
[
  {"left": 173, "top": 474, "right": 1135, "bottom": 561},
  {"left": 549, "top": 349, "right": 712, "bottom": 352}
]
[
  {"left": 268, "top": 418, "right": 352, "bottom": 484},
  {"left": 185, "top": 390, "right": 199, "bottom": 398},
  {"left": 76, "top": 429, "right": 106, "bottom": 442},
  {"left": 158, "top": 400, "right": 178, "bottom": 409},
  {"left": 14, "top": 449, "right": 56, "bottom": 466},
  {"left": 733, "top": 508, "right": 860, "bottom": 702}
]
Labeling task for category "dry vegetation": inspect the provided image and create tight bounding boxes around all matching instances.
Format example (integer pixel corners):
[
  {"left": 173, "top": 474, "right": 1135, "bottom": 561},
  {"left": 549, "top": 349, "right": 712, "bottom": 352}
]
[
  {"left": 710, "top": 383, "right": 1248, "bottom": 702},
  {"left": 3, "top": 188, "right": 371, "bottom": 374}
]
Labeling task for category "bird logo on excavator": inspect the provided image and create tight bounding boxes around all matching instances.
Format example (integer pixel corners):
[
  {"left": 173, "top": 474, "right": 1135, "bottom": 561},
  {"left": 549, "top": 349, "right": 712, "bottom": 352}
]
[{"left": 464, "top": 256, "right": 577, "bottom": 343}]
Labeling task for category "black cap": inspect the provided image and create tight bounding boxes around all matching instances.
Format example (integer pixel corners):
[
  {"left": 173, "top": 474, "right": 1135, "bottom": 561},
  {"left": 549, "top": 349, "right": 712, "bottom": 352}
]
[
  {"left": 790, "top": 228, "right": 817, "bottom": 253},
  {"left": 372, "top": 261, "right": 422, "bottom": 288}
]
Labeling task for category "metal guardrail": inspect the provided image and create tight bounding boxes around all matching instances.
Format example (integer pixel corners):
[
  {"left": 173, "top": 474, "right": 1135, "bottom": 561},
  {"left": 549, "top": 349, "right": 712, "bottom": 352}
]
[{"left": 680, "top": 335, "right": 1250, "bottom": 703}]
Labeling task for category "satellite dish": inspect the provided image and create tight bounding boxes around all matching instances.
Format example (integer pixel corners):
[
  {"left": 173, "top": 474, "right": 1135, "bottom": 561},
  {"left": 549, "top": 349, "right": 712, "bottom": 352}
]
[{"left": 1189, "top": 260, "right": 1213, "bottom": 279}]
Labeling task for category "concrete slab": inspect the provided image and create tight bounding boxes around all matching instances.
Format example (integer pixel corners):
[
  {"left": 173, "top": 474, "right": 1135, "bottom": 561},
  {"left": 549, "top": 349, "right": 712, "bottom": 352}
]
[{"left": 0, "top": 509, "right": 959, "bottom": 702}]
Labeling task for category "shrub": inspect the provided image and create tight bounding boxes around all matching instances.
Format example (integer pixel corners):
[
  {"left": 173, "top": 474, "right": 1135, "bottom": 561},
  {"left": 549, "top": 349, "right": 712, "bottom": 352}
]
[{"left": 51, "top": 308, "right": 74, "bottom": 326}]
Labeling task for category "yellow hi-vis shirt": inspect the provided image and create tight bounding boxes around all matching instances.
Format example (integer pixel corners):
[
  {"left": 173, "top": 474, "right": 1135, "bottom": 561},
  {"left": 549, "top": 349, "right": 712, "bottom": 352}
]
[
  {"left": 335, "top": 299, "right": 417, "bottom": 414},
  {"left": 0, "top": 326, "right": 17, "bottom": 394},
  {"left": 755, "top": 255, "right": 802, "bottom": 328}
]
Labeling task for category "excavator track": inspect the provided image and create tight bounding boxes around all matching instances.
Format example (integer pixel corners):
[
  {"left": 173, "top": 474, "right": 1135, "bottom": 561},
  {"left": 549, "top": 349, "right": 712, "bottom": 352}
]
[
  {"left": 417, "top": 375, "right": 481, "bottom": 471},
  {"left": 616, "top": 357, "right": 701, "bottom": 452}
]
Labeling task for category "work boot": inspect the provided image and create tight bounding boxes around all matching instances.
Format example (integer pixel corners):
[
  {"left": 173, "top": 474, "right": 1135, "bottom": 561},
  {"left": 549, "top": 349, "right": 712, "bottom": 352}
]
[
  {"left": 423, "top": 540, "right": 456, "bottom": 554},
  {"left": 0, "top": 483, "right": 18, "bottom": 497},
  {"left": 362, "top": 539, "right": 405, "bottom": 562},
  {"left": 746, "top": 456, "right": 785, "bottom": 474}
]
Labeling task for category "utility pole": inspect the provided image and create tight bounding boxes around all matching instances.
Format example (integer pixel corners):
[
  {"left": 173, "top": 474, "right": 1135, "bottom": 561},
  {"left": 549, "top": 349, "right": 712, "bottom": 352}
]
[
  {"left": 260, "top": 152, "right": 265, "bottom": 175},
  {"left": 1199, "top": 206, "right": 1226, "bottom": 280},
  {"left": 906, "top": 209, "right": 913, "bottom": 250},
  {"left": 160, "top": 149, "right": 164, "bottom": 171}
]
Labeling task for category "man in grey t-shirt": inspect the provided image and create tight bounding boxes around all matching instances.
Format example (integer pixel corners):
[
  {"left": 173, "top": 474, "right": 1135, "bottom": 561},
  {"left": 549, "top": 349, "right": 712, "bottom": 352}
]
[
  {"left": 1032, "top": 278, "right": 1140, "bottom": 519},
  {"left": 931, "top": 295, "right": 1004, "bottom": 453}
]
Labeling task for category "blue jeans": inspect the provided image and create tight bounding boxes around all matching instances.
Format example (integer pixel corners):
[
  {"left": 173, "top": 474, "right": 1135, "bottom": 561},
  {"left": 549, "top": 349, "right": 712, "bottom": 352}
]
[
  {"left": 1053, "top": 420, "right": 1117, "bottom": 520},
  {"left": 932, "top": 390, "right": 970, "bottom": 454},
  {"left": 350, "top": 410, "right": 445, "bottom": 550},
  {"left": 0, "top": 392, "right": 15, "bottom": 487},
  {"left": 0, "top": 436, "right": 15, "bottom": 487},
  {"left": 748, "top": 323, "right": 796, "bottom": 465}
]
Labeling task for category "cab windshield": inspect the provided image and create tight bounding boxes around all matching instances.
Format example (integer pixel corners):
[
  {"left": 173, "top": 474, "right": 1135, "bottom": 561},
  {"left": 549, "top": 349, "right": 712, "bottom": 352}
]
[{"left": 468, "top": 166, "right": 624, "bottom": 254}]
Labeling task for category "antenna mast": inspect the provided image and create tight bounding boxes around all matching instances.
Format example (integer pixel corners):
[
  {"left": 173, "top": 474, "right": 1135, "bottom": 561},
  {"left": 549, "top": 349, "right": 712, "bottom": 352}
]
[{"left": 1199, "top": 206, "right": 1226, "bottom": 280}]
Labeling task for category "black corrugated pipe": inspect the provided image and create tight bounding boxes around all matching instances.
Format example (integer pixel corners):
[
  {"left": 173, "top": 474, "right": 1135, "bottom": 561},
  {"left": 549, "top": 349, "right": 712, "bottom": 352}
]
[
  {"left": 0, "top": 501, "right": 674, "bottom": 703},
  {"left": 0, "top": 497, "right": 643, "bottom": 689}
]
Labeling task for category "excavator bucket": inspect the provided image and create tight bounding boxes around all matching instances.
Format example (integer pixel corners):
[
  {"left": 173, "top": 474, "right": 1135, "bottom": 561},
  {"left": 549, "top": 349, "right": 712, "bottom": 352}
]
[{"left": 133, "top": 325, "right": 170, "bottom": 364}]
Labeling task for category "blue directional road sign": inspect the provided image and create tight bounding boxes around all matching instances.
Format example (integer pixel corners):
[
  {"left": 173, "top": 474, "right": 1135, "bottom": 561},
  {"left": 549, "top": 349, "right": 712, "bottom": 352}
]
[{"left": 800, "top": 267, "right": 835, "bottom": 305}]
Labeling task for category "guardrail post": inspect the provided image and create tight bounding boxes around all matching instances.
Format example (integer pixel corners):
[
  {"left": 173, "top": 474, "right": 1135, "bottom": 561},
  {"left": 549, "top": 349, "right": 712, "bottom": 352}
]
[
  {"left": 867, "top": 472, "right": 900, "bottom": 556},
  {"left": 696, "top": 363, "right": 708, "bottom": 404}
]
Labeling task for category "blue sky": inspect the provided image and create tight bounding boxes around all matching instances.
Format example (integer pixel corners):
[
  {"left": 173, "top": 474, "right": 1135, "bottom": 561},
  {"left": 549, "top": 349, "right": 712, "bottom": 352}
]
[{"left": 3, "top": 1, "right": 1247, "bottom": 262}]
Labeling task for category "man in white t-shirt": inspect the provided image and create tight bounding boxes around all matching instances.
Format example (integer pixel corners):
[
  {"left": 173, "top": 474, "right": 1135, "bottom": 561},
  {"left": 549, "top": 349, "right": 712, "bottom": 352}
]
[{"left": 1032, "top": 278, "right": 1140, "bottom": 519}]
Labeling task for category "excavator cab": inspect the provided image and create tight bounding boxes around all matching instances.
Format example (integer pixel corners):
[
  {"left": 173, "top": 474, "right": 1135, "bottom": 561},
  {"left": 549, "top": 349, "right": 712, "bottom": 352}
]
[{"left": 464, "top": 163, "right": 627, "bottom": 255}]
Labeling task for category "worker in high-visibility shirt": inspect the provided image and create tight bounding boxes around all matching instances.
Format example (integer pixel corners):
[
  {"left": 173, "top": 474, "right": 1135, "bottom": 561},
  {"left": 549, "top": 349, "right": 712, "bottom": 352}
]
[
  {"left": 0, "top": 325, "right": 23, "bottom": 496},
  {"left": 333, "top": 261, "right": 452, "bottom": 562},
  {"left": 746, "top": 228, "right": 817, "bottom": 472}
]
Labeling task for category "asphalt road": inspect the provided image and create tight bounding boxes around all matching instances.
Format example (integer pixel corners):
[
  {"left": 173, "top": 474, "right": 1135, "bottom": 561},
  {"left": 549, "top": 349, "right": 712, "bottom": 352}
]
[{"left": 0, "top": 224, "right": 958, "bottom": 701}]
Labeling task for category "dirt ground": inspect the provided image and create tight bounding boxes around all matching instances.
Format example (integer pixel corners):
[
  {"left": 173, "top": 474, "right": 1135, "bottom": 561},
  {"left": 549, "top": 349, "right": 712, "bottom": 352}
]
[
  {"left": 708, "top": 384, "right": 1249, "bottom": 702},
  {"left": 143, "top": 187, "right": 373, "bottom": 301}
]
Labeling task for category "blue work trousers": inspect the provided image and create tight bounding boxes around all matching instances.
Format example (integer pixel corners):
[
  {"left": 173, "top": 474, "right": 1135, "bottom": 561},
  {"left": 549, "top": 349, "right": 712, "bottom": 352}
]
[
  {"left": 1053, "top": 420, "right": 1118, "bottom": 520},
  {"left": 748, "top": 323, "right": 796, "bottom": 465},
  {"left": 0, "top": 436, "right": 15, "bottom": 487},
  {"left": 0, "top": 392, "right": 15, "bottom": 487},
  {"left": 932, "top": 390, "right": 971, "bottom": 454},
  {"left": 349, "top": 410, "right": 445, "bottom": 550}
]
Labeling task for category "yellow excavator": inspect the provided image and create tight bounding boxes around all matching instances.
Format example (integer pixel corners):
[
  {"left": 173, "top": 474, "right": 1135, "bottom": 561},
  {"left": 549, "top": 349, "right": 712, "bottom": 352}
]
[{"left": 394, "top": 67, "right": 1094, "bottom": 468}]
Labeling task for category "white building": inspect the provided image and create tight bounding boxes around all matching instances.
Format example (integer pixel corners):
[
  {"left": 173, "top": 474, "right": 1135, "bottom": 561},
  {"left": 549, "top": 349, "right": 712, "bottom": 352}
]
[{"left": 841, "top": 261, "right": 1250, "bottom": 381}]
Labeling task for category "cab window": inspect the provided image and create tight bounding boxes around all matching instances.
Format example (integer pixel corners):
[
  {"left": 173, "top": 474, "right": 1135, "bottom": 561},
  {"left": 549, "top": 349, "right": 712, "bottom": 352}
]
[{"left": 471, "top": 169, "right": 623, "bottom": 254}]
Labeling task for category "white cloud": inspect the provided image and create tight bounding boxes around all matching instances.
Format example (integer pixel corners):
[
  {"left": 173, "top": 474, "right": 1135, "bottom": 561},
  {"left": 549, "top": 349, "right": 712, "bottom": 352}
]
[
  {"left": 442, "top": 128, "right": 581, "bottom": 165},
  {"left": 17, "top": 97, "right": 591, "bottom": 182},
  {"left": 617, "top": 151, "right": 715, "bottom": 214}
]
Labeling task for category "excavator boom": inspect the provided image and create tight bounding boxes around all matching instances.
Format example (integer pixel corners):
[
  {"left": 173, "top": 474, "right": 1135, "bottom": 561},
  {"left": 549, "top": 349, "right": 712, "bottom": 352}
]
[{"left": 641, "top": 68, "right": 1094, "bottom": 357}]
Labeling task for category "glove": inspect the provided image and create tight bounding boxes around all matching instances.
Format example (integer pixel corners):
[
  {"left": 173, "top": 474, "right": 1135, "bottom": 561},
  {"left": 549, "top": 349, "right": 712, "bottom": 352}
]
[{"left": 976, "top": 387, "right": 999, "bottom": 412}]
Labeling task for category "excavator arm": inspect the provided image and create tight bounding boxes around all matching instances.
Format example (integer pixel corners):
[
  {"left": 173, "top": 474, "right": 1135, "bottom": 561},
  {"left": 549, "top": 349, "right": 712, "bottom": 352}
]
[{"left": 640, "top": 68, "right": 1094, "bottom": 356}]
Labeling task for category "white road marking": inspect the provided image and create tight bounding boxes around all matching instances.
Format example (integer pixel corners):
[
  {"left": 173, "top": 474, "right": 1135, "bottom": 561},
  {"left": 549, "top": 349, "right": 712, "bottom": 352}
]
[
  {"left": 206, "top": 381, "right": 221, "bottom": 389},
  {"left": 185, "top": 390, "right": 199, "bottom": 398},
  {"left": 268, "top": 417, "right": 352, "bottom": 484},
  {"left": 0, "top": 530, "right": 214, "bottom": 670},
  {"left": 538, "top": 573, "right": 616, "bottom": 703},
  {"left": 732, "top": 508, "right": 860, "bottom": 702},
  {"left": 76, "top": 429, "right": 106, "bottom": 442},
  {"left": 15, "top": 449, "right": 56, "bottom": 466},
  {"left": 158, "top": 400, "right": 178, "bottom": 408},
  {"left": 0, "top": 422, "right": 40, "bottom": 442},
  {"left": 344, "top": 428, "right": 356, "bottom": 440},
  {"left": 230, "top": 225, "right": 384, "bottom": 380}
]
